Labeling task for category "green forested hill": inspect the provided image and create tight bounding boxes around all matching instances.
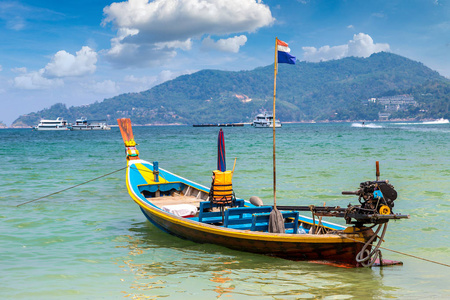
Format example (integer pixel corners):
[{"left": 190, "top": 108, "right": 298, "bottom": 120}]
[{"left": 13, "top": 52, "right": 449, "bottom": 126}]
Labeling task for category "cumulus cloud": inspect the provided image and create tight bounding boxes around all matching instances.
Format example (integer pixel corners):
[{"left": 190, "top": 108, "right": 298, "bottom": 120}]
[
  {"left": 202, "top": 35, "right": 247, "bottom": 53},
  {"left": 302, "top": 33, "right": 390, "bottom": 62},
  {"left": 43, "top": 46, "right": 97, "bottom": 78},
  {"left": 102, "top": 0, "right": 273, "bottom": 67},
  {"left": 12, "top": 46, "right": 97, "bottom": 90},
  {"left": 13, "top": 70, "right": 63, "bottom": 90}
]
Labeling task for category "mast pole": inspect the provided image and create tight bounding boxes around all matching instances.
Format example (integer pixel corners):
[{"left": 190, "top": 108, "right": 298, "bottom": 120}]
[{"left": 273, "top": 37, "right": 278, "bottom": 208}]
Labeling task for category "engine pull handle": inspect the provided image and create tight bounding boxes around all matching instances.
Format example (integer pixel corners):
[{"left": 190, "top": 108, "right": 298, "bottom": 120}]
[
  {"left": 376, "top": 161, "right": 380, "bottom": 181},
  {"left": 342, "top": 191, "right": 360, "bottom": 195}
]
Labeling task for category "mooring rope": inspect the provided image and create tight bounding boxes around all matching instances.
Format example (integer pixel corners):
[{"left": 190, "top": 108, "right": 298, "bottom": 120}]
[
  {"left": 355, "top": 223, "right": 388, "bottom": 267},
  {"left": 338, "top": 232, "right": 450, "bottom": 268},
  {"left": 16, "top": 163, "right": 168, "bottom": 207},
  {"left": 15, "top": 164, "right": 450, "bottom": 268},
  {"left": 16, "top": 166, "right": 128, "bottom": 207}
]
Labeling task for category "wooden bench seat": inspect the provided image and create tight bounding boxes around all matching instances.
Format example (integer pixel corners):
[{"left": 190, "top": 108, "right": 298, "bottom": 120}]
[
  {"left": 251, "top": 211, "right": 299, "bottom": 233},
  {"left": 198, "top": 199, "right": 245, "bottom": 222},
  {"left": 197, "top": 202, "right": 301, "bottom": 234}
]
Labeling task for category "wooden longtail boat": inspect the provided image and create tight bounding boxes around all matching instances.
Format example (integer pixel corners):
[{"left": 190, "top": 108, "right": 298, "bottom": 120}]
[{"left": 118, "top": 118, "right": 408, "bottom": 267}]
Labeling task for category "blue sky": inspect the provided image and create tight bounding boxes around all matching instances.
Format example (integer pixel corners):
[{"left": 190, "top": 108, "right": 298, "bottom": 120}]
[{"left": 1, "top": 0, "right": 449, "bottom": 125}]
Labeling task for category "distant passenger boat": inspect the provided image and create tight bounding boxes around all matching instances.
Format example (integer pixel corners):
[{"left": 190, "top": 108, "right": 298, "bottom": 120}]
[
  {"left": 71, "top": 117, "right": 111, "bottom": 130},
  {"left": 252, "top": 112, "right": 281, "bottom": 128},
  {"left": 33, "top": 117, "right": 70, "bottom": 131}
]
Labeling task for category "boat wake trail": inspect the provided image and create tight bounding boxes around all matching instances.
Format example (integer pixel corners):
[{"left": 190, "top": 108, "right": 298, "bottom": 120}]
[
  {"left": 422, "top": 118, "right": 449, "bottom": 125},
  {"left": 351, "top": 123, "right": 383, "bottom": 128}
]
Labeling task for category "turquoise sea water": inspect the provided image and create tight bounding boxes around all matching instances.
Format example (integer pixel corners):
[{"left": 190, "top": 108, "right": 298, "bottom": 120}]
[{"left": 1, "top": 122, "right": 449, "bottom": 299}]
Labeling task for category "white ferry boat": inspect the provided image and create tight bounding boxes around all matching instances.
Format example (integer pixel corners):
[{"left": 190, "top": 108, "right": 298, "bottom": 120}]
[
  {"left": 251, "top": 112, "right": 281, "bottom": 128},
  {"left": 33, "top": 117, "right": 70, "bottom": 131},
  {"left": 71, "top": 117, "right": 111, "bottom": 130}
]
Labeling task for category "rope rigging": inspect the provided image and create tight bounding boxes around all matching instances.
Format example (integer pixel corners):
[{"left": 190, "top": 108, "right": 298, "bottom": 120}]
[
  {"left": 16, "top": 166, "right": 129, "bottom": 207},
  {"left": 338, "top": 231, "right": 450, "bottom": 268},
  {"left": 15, "top": 163, "right": 449, "bottom": 268}
]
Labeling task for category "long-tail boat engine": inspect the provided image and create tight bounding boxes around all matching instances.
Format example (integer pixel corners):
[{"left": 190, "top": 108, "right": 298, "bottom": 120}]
[
  {"left": 277, "top": 161, "right": 409, "bottom": 266},
  {"left": 337, "top": 162, "right": 408, "bottom": 266},
  {"left": 341, "top": 179, "right": 398, "bottom": 225}
]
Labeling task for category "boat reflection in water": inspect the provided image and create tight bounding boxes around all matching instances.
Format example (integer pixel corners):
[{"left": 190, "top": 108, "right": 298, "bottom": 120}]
[{"left": 116, "top": 221, "right": 397, "bottom": 299}]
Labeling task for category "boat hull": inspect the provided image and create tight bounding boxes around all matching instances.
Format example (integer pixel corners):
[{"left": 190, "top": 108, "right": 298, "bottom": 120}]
[
  {"left": 33, "top": 127, "right": 70, "bottom": 131},
  {"left": 71, "top": 126, "right": 110, "bottom": 130},
  {"left": 253, "top": 123, "right": 282, "bottom": 128},
  {"left": 139, "top": 204, "right": 366, "bottom": 265}
]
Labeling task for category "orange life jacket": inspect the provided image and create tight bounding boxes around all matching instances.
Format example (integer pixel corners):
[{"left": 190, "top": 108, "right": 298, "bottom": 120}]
[{"left": 211, "top": 170, "right": 234, "bottom": 205}]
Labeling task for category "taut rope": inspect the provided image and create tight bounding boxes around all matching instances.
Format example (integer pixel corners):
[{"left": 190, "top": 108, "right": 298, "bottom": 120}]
[{"left": 16, "top": 166, "right": 128, "bottom": 207}]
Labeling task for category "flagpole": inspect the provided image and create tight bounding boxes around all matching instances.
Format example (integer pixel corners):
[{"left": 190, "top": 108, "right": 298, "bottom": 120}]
[{"left": 273, "top": 37, "right": 278, "bottom": 208}]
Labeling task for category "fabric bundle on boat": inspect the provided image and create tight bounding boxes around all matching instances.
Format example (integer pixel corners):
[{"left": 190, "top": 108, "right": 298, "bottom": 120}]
[
  {"left": 162, "top": 204, "right": 198, "bottom": 217},
  {"left": 269, "top": 208, "right": 285, "bottom": 233}
]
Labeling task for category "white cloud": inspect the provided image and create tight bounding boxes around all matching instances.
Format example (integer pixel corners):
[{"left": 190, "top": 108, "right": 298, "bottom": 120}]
[
  {"left": 104, "top": 27, "right": 177, "bottom": 68},
  {"left": 102, "top": 0, "right": 273, "bottom": 67},
  {"left": 1, "top": 2, "right": 65, "bottom": 31},
  {"left": 12, "top": 70, "right": 63, "bottom": 90},
  {"left": 158, "top": 70, "right": 177, "bottom": 83},
  {"left": 7, "top": 17, "right": 25, "bottom": 30},
  {"left": 0, "top": 65, "right": 2, "bottom": 72},
  {"left": 302, "top": 33, "right": 390, "bottom": 62},
  {"left": 0, "top": 2, "right": 26, "bottom": 30},
  {"left": 302, "top": 45, "right": 348, "bottom": 62},
  {"left": 202, "top": 35, "right": 247, "bottom": 53},
  {"left": 11, "top": 67, "right": 27, "bottom": 73},
  {"left": 11, "top": 46, "right": 97, "bottom": 90},
  {"left": 122, "top": 69, "right": 195, "bottom": 93},
  {"left": 81, "top": 80, "right": 119, "bottom": 94},
  {"left": 43, "top": 46, "right": 97, "bottom": 78},
  {"left": 156, "top": 39, "right": 193, "bottom": 51},
  {"left": 347, "top": 33, "right": 390, "bottom": 57},
  {"left": 124, "top": 74, "right": 155, "bottom": 84}
]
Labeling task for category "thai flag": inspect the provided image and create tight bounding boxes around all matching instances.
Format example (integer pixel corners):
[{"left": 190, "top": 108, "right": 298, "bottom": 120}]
[{"left": 277, "top": 39, "right": 296, "bottom": 64}]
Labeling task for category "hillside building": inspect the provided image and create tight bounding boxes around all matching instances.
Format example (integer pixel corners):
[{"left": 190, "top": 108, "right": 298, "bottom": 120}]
[
  {"left": 375, "top": 95, "right": 417, "bottom": 112},
  {"left": 368, "top": 95, "right": 417, "bottom": 120}
]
